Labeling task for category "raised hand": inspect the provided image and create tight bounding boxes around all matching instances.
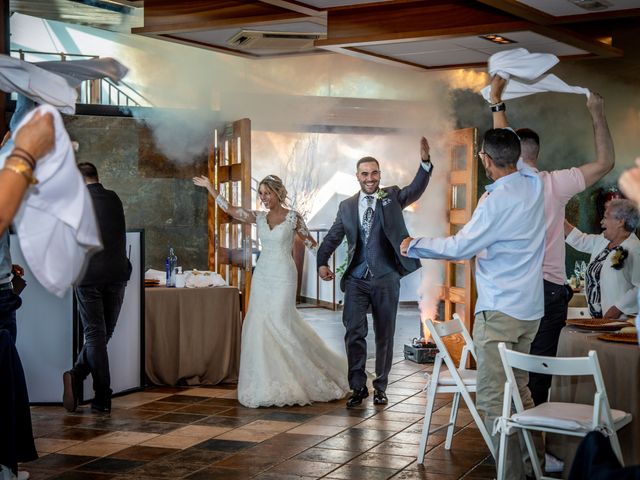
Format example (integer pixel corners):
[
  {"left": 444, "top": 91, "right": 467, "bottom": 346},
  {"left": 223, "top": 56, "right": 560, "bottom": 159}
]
[
  {"left": 420, "top": 137, "right": 430, "bottom": 162},
  {"left": 193, "top": 175, "right": 212, "bottom": 189},
  {"left": 619, "top": 158, "right": 640, "bottom": 206},
  {"left": 14, "top": 111, "right": 54, "bottom": 161},
  {"left": 586, "top": 91, "right": 605, "bottom": 116}
]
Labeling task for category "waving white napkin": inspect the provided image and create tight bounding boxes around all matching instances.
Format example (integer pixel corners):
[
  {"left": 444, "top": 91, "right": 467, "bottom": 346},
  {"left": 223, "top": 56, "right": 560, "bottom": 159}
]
[
  {"left": 0, "top": 54, "right": 129, "bottom": 116},
  {"left": 0, "top": 105, "right": 101, "bottom": 297},
  {"left": 481, "top": 48, "right": 590, "bottom": 103}
]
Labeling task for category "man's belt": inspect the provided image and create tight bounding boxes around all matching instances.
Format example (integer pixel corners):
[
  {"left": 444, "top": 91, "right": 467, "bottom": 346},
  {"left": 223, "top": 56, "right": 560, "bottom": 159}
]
[{"left": 0, "top": 282, "right": 13, "bottom": 291}]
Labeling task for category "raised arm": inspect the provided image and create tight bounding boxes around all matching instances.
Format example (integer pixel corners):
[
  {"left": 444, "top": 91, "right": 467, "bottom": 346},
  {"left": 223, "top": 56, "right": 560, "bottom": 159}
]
[
  {"left": 490, "top": 75, "right": 509, "bottom": 129},
  {"left": 397, "top": 137, "right": 432, "bottom": 208},
  {"left": 564, "top": 221, "right": 601, "bottom": 254},
  {"left": 193, "top": 175, "right": 256, "bottom": 224},
  {"left": 578, "top": 93, "right": 614, "bottom": 188},
  {"left": 295, "top": 212, "right": 318, "bottom": 254}
]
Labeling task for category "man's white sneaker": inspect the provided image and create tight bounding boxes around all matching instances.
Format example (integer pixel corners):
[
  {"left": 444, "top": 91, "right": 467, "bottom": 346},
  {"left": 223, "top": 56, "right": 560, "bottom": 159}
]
[{"left": 544, "top": 453, "right": 564, "bottom": 473}]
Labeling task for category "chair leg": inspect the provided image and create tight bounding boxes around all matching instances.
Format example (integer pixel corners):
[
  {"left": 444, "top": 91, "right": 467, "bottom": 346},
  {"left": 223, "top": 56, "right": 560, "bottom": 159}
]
[
  {"left": 417, "top": 385, "right": 437, "bottom": 464},
  {"left": 609, "top": 431, "right": 625, "bottom": 466},
  {"left": 444, "top": 392, "right": 460, "bottom": 450},
  {"left": 496, "top": 426, "right": 508, "bottom": 480},
  {"left": 458, "top": 388, "right": 496, "bottom": 460},
  {"left": 521, "top": 429, "right": 543, "bottom": 480}
]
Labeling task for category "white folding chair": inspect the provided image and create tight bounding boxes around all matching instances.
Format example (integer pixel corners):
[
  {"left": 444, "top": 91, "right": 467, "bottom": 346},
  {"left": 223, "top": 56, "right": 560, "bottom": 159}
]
[
  {"left": 567, "top": 307, "right": 590, "bottom": 319},
  {"left": 417, "top": 314, "right": 496, "bottom": 464},
  {"left": 495, "top": 342, "right": 632, "bottom": 480}
]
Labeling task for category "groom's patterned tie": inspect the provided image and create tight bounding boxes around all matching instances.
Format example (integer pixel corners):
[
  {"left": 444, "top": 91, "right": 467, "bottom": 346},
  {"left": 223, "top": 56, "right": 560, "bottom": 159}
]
[{"left": 362, "top": 195, "right": 374, "bottom": 244}]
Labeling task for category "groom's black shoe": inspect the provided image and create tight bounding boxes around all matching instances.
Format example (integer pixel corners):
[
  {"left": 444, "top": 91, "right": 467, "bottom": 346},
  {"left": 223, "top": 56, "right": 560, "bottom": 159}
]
[
  {"left": 346, "top": 387, "right": 369, "bottom": 408},
  {"left": 373, "top": 390, "right": 388, "bottom": 405}
]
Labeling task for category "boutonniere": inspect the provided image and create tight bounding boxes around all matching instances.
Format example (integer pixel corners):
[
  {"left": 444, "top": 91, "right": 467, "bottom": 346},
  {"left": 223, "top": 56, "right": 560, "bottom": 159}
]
[
  {"left": 375, "top": 189, "right": 388, "bottom": 200},
  {"left": 611, "top": 246, "right": 628, "bottom": 270}
]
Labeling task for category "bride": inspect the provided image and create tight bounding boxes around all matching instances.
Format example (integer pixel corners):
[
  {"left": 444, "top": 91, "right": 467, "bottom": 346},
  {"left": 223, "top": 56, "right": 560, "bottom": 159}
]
[{"left": 193, "top": 174, "right": 349, "bottom": 407}]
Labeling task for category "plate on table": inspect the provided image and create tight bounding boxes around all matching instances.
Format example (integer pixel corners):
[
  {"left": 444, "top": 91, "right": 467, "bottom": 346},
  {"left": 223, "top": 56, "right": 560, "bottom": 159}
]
[
  {"left": 597, "top": 332, "right": 638, "bottom": 344},
  {"left": 566, "top": 318, "right": 629, "bottom": 331}
]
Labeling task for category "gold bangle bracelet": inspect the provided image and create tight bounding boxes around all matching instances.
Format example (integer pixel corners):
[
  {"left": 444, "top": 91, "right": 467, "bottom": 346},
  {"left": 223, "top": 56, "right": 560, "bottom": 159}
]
[{"left": 2, "top": 164, "right": 38, "bottom": 185}]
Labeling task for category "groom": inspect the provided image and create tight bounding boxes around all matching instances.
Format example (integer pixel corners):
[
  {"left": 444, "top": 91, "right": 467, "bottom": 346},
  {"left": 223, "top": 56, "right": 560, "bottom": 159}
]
[{"left": 318, "top": 138, "right": 433, "bottom": 407}]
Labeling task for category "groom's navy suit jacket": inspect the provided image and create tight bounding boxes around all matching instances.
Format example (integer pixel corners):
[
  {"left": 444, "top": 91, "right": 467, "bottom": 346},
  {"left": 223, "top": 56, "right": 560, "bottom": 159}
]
[{"left": 317, "top": 165, "right": 432, "bottom": 292}]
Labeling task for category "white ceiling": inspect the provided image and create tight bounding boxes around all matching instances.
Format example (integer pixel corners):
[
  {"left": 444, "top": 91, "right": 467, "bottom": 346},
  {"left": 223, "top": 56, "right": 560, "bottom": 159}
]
[
  {"left": 517, "top": 0, "right": 640, "bottom": 16},
  {"left": 358, "top": 31, "right": 588, "bottom": 67}
]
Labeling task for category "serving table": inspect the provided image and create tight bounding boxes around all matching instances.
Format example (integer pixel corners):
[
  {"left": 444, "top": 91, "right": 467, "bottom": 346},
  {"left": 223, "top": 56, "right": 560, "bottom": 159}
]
[{"left": 145, "top": 286, "right": 241, "bottom": 386}]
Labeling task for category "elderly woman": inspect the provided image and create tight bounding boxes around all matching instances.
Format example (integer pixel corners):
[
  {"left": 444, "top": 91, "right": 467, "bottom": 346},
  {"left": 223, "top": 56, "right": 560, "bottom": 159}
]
[{"left": 564, "top": 199, "right": 640, "bottom": 319}]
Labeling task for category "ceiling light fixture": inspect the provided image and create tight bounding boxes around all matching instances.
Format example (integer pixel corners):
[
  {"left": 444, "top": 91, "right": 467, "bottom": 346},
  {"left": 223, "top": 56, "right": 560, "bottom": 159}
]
[
  {"left": 479, "top": 34, "right": 516, "bottom": 45},
  {"left": 568, "top": 0, "right": 613, "bottom": 11}
]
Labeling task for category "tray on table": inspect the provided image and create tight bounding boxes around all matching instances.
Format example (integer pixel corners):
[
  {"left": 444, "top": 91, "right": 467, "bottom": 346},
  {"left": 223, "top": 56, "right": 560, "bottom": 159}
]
[
  {"left": 566, "top": 318, "right": 630, "bottom": 332},
  {"left": 597, "top": 332, "right": 638, "bottom": 344}
]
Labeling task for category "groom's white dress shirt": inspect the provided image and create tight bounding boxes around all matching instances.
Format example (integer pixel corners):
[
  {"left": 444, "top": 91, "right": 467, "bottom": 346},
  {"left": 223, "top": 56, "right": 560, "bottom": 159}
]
[
  {"left": 407, "top": 168, "right": 545, "bottom": 321},
  {"left": 358, "top": 192, "right": 377, "bottom": 226}
]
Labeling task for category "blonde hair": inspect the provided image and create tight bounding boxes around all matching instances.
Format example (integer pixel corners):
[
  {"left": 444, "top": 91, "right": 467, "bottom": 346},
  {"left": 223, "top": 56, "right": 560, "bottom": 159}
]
[{"left": 259, "top": 175, "right": 288, "bottom": 205}]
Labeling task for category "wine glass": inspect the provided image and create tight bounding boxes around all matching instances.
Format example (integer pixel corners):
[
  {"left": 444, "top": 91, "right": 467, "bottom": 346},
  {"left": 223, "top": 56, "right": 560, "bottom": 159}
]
[
  {"left": 580, "top": 261, "right": 587, "bottom": 282},
  {"left": 574, "top": 261, "right": 581, "bottom": 282}
]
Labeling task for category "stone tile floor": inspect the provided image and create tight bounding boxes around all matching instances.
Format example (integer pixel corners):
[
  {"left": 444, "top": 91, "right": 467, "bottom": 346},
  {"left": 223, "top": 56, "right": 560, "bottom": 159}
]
[{"left": 21, "top": 308, "right": 495, "bottom": 479}]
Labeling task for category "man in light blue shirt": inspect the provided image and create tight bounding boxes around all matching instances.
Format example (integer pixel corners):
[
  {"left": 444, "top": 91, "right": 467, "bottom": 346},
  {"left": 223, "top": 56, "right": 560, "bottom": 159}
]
[{"left": 400, "top": 128, "right": 544, "bottom": 479}]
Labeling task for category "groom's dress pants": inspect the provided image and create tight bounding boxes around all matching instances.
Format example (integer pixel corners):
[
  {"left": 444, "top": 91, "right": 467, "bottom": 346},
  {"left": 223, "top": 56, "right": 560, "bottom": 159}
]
[{"left": 343, "top": 271, "right": 400, "bottom": 392}]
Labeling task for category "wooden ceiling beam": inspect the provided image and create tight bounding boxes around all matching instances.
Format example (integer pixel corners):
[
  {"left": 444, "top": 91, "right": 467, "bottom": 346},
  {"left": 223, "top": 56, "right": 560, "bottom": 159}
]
[
  {"left": 135, "top": 0, "right": 317, "bottom": 34},
  {"left": 317, "top": 0, "right": 531, "bottom": 47},
  {"left": 475, "top": 0, "right": 556, "bottom": 25},
  {"left": 256, "top": 0, "right": 324, "bottom": 17}
]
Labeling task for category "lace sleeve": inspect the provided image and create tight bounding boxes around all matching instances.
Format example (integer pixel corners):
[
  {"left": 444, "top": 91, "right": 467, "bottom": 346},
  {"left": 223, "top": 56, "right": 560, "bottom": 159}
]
[
  {"left": 294, "top": 212, "right": 318, "bottom": 256},
  {"left": 215, "top": 195, "right": 257, "bottom": 223}
]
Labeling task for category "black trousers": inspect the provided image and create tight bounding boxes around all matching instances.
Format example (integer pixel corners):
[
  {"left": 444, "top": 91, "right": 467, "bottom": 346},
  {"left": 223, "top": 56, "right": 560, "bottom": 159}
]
[
  {"left": 342, "top": 272, "right": 400, "bottom": 392},
  {"left": 528, "top": 280, "right": 572, "bottom": 406},
  {"left": 0, "top": 330, "right": 37, "bottom": 475},
  {"left": 73, "top": 282, "right": 126, "bottom": 404}
]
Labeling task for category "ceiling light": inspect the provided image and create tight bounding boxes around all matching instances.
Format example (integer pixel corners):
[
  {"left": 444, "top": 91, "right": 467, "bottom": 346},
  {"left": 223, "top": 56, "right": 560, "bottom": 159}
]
[
  {"left": 568, "top": 0, "right": 613, "bottom": 11},
  {"left": 479, "top": 34, "right": 517, "bottom": 45}
]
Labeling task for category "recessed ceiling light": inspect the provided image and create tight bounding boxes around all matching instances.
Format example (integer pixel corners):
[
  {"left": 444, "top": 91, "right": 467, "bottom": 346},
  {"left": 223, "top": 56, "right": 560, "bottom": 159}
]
[
  {"left": 479, "top": 34, "right": 517, "bottom": 45},
  {"left": 568, "top": 0, "right": 613, "bottom": 11}
]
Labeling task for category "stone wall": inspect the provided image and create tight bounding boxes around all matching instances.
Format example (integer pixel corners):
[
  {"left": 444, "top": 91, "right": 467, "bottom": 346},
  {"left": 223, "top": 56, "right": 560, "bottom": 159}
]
[{"left": 64, "top": 114, "right": 210, "bottom": 271}]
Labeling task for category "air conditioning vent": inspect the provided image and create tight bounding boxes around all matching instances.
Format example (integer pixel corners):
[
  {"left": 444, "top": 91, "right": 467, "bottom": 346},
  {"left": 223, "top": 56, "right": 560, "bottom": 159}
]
[
  {"left": 227, "top": 30, "right": 324, "bottom": 51},
  {"left": 568, "top": 0, "right": 613, "bottom": 11}
]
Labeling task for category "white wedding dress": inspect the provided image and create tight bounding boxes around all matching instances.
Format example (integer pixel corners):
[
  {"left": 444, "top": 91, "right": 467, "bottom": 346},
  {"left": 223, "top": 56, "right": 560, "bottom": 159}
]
[{"left": 237, "top": 210, "right": 350, "bottom": 408}]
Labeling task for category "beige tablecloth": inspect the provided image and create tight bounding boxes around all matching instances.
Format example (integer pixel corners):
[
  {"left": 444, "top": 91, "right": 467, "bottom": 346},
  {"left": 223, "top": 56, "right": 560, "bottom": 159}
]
[
  {"left": 145, "top": 286, "right": 241, "bottom": 386},
  {"left": 548, "top": 326, "right": 640, "bottom": 468}
]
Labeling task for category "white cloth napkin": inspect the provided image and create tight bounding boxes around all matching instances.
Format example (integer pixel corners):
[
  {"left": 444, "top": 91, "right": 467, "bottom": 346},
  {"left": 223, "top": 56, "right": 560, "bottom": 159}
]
[
  {"left": 145, "top": 268, "right": 166, "bottom": 285},
  {"left": 35, "top": 57, "right": 129, "bottom": 88},
  {"left": 0, "top": 55, "right": 129, "bottom": 115},
  {"left": 481, "top": 48, "right": 590, "bottom": 103},
  {"left": 0, "top": 55, "right": 77, "bottom": 113},
  {"left": 0, "top": 105, "right": 101, "bottom": 297},
  {"left": 185, "top": 270, "right": 227, "bottom": 288}
]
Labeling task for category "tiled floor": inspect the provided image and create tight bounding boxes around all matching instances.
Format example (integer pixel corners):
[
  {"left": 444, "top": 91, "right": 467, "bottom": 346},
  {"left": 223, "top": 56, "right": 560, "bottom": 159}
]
[{"left": 21, "top": 308, "right": 495, "bottom": 479}]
